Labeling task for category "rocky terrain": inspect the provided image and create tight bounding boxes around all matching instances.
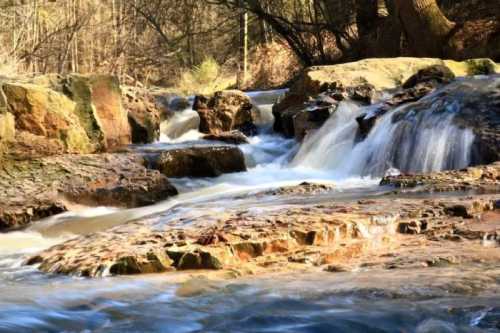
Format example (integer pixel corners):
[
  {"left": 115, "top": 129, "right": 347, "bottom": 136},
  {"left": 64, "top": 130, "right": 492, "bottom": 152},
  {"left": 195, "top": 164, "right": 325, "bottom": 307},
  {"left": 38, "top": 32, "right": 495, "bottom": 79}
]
[
  {"left": 0, "top": 57, "right": 498, "bottom": 285},
  {"left": 26, "top": 175, "right": 499, "bottom": 278}
]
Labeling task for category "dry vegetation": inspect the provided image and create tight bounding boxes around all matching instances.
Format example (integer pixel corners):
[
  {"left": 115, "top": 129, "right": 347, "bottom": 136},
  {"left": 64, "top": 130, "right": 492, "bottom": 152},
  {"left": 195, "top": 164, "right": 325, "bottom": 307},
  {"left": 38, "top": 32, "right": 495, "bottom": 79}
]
[{"left": 0, "top": 0, "right": 498, "bottom": 94}]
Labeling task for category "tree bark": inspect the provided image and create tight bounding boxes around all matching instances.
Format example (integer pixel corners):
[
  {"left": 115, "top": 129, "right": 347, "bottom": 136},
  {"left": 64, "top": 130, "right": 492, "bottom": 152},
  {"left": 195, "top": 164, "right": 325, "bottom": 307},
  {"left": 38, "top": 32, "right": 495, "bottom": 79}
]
[
  {"left": 395, "top": 0, "right": 455, "bottom": 57},
  {"left": 376, "top": 0, "right": 402, "bottom": 57}
]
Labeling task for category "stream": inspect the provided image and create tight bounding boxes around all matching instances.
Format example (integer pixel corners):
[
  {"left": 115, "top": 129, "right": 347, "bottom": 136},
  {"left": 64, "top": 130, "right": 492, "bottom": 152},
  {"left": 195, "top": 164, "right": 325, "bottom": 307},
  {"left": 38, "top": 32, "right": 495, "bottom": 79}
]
[{"left": 0, "top": 86, "right": 499, "bottom": 332}]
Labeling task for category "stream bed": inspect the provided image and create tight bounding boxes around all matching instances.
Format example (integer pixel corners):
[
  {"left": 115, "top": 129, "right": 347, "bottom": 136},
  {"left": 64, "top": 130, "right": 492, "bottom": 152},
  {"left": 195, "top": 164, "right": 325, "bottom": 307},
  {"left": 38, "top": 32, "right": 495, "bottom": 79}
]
[{"left": 0, "top": 87, "right": 499, "bottom": 332}]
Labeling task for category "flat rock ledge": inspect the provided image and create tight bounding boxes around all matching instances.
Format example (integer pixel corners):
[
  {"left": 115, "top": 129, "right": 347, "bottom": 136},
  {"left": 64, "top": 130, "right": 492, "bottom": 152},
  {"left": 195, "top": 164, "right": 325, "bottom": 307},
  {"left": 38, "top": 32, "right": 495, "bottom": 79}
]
[
  {"left": 381, "top": 162, "right": 500, "bottom": 192},
  {"left": 27, "top": 193, "right": 500, "bottom": 278},
  {"left": 0, "top": 154, "right": 178, "bottom": 231}
]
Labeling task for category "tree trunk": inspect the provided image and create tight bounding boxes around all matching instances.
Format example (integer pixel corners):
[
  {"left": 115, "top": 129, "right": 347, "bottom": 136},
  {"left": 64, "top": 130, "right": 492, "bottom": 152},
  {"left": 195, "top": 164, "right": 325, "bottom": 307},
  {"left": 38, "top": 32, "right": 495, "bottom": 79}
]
[
  {"left": 237, "top": 3, "right": 248, "bottom": 89},
  {"left": 395, "top": 0, "right": 455, "bottom": 57},
  {"left": 376, "top": 0, "right": 402, "bottom": 57},
  {"left": 355, "top": 0, "right": 379, "bottom": 58}
]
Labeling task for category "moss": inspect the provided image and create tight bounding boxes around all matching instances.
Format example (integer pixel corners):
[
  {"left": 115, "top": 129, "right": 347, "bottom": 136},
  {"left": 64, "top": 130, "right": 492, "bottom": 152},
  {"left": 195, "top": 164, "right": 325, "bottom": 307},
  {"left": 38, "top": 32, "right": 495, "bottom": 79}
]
[
  {"left": 62, "top": 75, "right": 105, "bottom": 150},
  {"left": 3, "top": 82, "right": 93, "bottom": 154},
  {"left": 464, "top": 59, "right": 497, "bottom": 75}
]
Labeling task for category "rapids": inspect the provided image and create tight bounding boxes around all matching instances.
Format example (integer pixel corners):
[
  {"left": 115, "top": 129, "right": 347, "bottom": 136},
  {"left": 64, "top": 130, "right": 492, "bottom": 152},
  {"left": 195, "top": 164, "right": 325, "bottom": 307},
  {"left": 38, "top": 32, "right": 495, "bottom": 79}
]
[
  {"left": 292, "top": 86, "right": 476, "bottom": 176},
  {"left": 0, "top": 86, "right": 498, "bottom": 332}
]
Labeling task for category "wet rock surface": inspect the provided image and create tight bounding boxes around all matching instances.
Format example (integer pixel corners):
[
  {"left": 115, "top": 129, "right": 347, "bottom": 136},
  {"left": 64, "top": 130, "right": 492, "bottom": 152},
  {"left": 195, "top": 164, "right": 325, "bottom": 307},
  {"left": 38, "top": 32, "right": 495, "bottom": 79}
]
[
  {"left": 381, "top": 162, "right": 500, "bottom": 192},
  {"left": 153, "top": 146, "right": 247, "bottom": 178},
  {"left": 0, "top": 154, "right": 177, "bottom": 231},
  {"left": 193, "top": 90, "right": 256, "bottom": 136},
  {"left": 202, "top": 130, "right": 249, "bottom": 145},
  {"left": 27, "top": 192, "right": 500, "bottom": 278},
  {"left": 272, "top": 58, "right": 498, "bottom": 140}
]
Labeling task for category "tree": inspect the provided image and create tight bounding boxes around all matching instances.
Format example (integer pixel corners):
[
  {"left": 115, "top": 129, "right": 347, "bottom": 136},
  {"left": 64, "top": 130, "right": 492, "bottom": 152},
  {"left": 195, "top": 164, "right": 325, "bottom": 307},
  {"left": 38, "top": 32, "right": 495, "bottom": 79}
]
[{"left": 394, "top": 0, "right": 456, "bottom": 57}]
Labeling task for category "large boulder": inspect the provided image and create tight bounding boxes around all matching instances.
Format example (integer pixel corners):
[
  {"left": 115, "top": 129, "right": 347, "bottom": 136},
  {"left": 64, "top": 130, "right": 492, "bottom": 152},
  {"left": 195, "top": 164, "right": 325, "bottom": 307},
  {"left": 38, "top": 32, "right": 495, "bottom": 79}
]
[
  {"left": 2, "top": 83, "right": 93, "bottom": 154},
  {"left": 274, "top": 58, "right": 499, "bottom": 138},
  {"left": 154, "top": 146, "right": 247, "bottom": 178},
  {"left": 122, "top": 85, "right": 164, "bottom": 143},
  {"left": 0, "top": 74, "right": 132, "bottom": 157},
  {"left": 193, "top": 90, "right": 256, "bottom": 136},
  {"left": 60, "top": 74, "right": 131, "bottom": 150},
  {"left": 0, "top": 153, "right": 178, "bottom": 231}
]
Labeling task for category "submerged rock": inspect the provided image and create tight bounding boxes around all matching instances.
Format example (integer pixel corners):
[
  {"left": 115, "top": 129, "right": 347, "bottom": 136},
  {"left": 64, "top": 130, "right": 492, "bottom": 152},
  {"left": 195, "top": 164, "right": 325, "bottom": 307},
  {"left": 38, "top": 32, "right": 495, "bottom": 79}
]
[
  {"left": 154, "top": 146, "right": 247, "bottom": 178},
  {"left": 193, "top": 90, "right": 256, "bottom": 136},
  {"left": 0, "top": 154, "right": 177, "bottom": 230}
]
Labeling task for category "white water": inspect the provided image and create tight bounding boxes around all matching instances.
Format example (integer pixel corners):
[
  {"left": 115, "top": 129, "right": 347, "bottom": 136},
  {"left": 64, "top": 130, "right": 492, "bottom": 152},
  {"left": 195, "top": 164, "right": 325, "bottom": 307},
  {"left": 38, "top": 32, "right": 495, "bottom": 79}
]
[
  {"left": 0, "top": 84, "right": 497, "bottom": 332},
  {"left": 293, "top": 89, "right": 475, "bottom": 177}
]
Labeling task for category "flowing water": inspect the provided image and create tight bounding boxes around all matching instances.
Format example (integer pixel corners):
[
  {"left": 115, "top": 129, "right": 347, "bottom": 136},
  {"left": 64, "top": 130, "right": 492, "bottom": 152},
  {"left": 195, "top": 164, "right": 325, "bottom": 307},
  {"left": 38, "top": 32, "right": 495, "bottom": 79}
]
[
  {"left": 1, "top": 84, "right": 499, "bottom": 332},
  {"left": 293, "top": 87, "right": 476, "bottom": 176}
]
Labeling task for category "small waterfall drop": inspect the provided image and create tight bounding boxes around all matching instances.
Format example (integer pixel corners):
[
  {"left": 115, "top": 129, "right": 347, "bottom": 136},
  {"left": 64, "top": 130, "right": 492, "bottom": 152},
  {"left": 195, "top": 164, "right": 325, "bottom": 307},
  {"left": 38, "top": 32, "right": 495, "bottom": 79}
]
[{"left": 292, "top": 85, "right": 476, "bottom": 177}]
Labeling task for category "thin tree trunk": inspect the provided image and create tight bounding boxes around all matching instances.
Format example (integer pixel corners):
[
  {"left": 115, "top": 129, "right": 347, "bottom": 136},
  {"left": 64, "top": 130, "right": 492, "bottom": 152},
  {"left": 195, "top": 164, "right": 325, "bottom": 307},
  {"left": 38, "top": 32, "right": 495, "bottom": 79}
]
[
  {"left": 395, "top": 0, "right": 455, "bottom": 57},
  {"left": 237, "top": 2, "right": 248, "bottom": 89}
]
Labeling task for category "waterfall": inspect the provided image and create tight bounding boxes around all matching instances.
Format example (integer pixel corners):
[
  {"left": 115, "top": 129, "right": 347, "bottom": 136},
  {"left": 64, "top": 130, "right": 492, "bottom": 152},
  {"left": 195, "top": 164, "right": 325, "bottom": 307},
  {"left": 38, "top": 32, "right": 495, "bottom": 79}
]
[{"left": 292, "top": 87, "right": 475, "bottom": 177}]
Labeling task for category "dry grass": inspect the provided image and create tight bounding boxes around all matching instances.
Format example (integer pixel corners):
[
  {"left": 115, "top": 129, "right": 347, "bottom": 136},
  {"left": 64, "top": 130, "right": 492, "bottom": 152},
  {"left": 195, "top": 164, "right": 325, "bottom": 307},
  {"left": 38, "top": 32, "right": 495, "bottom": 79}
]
[
  {"left": 172, "top": 57, "right": 236, "bottom": 96},
  {"left": 245, "top": 41, "right": 302, "bottom": 90},
  {"left": 0, "top": 52, "right": 19, "bottom": 77}
]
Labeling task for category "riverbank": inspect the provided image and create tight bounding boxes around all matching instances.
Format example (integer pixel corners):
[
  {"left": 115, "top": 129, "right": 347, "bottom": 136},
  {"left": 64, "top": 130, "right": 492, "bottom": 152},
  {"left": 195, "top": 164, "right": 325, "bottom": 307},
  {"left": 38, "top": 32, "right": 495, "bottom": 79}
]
[{"left": 26, "top": 162, "right": 500, "bottom": 278}]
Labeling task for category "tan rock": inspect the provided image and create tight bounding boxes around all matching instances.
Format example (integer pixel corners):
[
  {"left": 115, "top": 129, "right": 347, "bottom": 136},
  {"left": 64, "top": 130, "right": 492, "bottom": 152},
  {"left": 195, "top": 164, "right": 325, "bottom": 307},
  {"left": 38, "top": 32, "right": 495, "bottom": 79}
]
[
  {"left": 193, "top": 90, "right": 256, "bottom": 135},
  {"left": 62, "top": 74, "right": 130, "bottom": 150},
  {"left": 2, "top": 82, "right": 92, "bottom": 154}
]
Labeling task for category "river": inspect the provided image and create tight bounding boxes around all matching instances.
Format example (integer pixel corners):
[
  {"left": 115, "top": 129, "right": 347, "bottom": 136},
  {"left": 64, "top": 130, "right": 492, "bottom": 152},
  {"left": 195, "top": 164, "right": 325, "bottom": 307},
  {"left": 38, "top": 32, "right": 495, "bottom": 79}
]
[{"left": 0, "top": 86, "right": 499, "bottom": 332}]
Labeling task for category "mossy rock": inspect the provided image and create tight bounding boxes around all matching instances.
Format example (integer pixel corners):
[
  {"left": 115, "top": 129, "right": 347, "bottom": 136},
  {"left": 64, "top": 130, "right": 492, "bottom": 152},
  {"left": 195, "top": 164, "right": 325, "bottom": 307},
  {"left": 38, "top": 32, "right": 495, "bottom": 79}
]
[
  {"left": 62, "top": 74, "right": 130, "bottom": 150},
  {"left": 2, "top": 82, "right": 93, "bottom": 154}
]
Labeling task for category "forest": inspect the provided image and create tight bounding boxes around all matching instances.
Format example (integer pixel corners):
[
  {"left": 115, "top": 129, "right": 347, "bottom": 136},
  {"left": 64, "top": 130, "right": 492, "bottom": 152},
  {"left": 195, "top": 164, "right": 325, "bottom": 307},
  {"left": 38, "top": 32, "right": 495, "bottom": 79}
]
[{"left": 1, "top": 0, "right": 499, "bottom": 92}]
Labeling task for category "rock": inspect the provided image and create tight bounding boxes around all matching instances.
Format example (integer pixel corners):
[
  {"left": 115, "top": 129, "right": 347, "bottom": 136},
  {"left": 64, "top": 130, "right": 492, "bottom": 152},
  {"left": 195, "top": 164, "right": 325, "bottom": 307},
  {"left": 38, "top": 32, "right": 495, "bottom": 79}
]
[
  {"left": 0, "top": 112, "right": 15, "bottom": 142},
  {"left": 0, "top": 74, "right": 133, "bottom": 156},
  {"left": 2, "top": 82, "right": 93, "bottom": 154},
  {"left": 380, "top": 162, "right": 500, "bottom": 193},
  {"left": 0, "top": 153, "right": 178, "bottom": 230},
  {"left": 402, "top": 65, "right": 455, "bottom": 89},
  {"left": 193, "top": 90, "right": 256, "bottom": 136},
  {"left": 0, "top": 111, "right": 15, "bottom": 156},
  {"left": 273, "top": 57, "right": 498, "bottom": 137},
  {"left": 25, "top": 192, "right": 500, "bottom": 278},
  {"left": 168, "top": 96, "right": 191, "bottom": 112},
  {"left": 355, "top": 83, "right": 439, "bottom": 137},
  {"left": 122, "top": 85, "right": 164, "bottom": 143},
  {"left": 292, "top": 105, "right": 333, "bottom": 140},
  {"left": 202, "top": 130, "right": 249, "bottom": 144},
  {"left": 154, "top": 146, "right": 246, "bottom": 178},
  {"left": 61, "top": 74, "right": 131, "bottom": 150}
]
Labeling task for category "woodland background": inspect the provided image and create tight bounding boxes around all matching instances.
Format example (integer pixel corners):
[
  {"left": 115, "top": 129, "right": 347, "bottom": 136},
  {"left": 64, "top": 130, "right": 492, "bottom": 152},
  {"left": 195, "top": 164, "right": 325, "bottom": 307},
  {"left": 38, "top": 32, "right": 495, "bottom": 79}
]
[{"left": 1, "top": 0, "right": 499, "bottom": 93}]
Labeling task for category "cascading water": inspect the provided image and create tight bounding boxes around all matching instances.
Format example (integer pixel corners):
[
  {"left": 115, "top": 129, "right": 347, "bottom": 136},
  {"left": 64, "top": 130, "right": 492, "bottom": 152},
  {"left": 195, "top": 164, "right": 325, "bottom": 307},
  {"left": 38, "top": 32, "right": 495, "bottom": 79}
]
[{"left": 292, "top": 82, "right": 476, "bottom": 177}]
